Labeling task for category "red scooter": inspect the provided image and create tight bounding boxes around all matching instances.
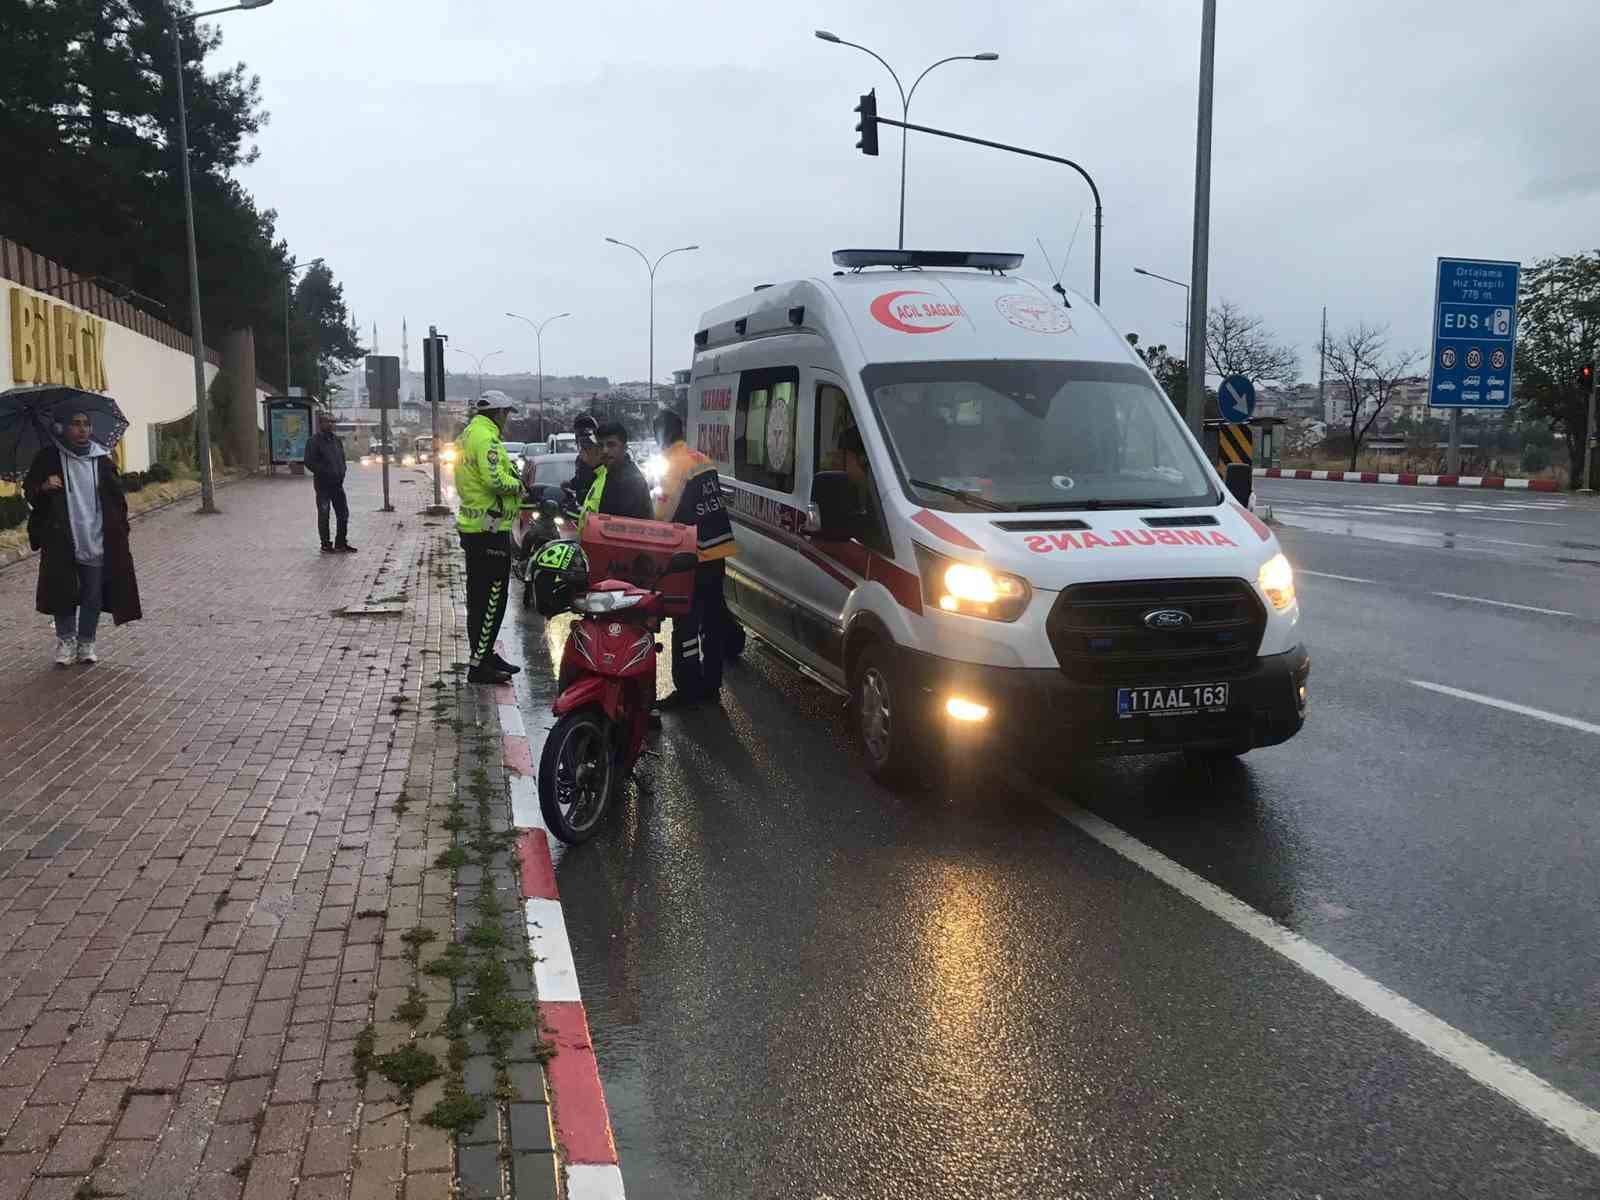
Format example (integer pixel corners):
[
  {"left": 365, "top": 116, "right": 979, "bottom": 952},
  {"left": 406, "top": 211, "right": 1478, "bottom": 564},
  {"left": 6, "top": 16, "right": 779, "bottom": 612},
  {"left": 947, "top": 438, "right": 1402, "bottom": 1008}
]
[{"left": 536, "top": 548, "right": 698, "bottom": 843}]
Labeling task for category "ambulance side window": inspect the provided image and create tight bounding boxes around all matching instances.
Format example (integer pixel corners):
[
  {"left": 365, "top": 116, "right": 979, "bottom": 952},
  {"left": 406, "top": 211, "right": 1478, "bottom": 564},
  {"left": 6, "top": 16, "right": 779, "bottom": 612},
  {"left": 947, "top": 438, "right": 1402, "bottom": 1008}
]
[
  {"left": 735, "top": 366, "right": 798, "bottom": 493},
  {"left": 814, "top": 383, "right": 891, "bottom": 556}
]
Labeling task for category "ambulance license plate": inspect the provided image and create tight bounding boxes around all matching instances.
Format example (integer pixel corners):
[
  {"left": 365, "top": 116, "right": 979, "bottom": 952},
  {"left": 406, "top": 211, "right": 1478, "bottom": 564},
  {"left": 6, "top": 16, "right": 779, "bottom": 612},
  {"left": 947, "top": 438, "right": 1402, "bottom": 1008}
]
[{"left": 1116, "top": 683, "right": 1229, "bottom": 718}]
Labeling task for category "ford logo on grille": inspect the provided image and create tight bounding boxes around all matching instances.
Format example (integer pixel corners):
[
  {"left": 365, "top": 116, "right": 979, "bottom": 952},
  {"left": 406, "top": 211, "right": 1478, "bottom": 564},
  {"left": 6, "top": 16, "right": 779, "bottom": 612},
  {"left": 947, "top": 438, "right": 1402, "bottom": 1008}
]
[{"left": 1143, "top": 608, "right": 1193, "bottom": 630}]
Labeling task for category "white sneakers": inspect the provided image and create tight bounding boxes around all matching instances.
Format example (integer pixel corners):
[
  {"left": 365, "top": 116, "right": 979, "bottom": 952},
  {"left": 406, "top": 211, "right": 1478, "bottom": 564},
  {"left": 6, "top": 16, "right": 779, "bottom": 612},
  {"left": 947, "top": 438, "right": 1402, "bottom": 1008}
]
[{"left": 52, "top": 637, "right": 99, "bottom": 666}]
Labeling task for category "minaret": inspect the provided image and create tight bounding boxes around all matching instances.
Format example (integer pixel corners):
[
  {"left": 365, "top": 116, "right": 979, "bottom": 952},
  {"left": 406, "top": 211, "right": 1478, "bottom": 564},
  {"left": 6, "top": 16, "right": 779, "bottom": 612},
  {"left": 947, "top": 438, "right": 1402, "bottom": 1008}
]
[{"left": 401, "top": 319, "right": 412, "bottom": 406}]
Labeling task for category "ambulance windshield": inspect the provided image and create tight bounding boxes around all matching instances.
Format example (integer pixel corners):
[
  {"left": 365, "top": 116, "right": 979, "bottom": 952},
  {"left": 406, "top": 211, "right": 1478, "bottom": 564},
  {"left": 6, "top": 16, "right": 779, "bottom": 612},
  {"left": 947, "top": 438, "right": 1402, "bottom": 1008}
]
[{"left": 861, "top": 360, "right": 1218, "bottom": 511}]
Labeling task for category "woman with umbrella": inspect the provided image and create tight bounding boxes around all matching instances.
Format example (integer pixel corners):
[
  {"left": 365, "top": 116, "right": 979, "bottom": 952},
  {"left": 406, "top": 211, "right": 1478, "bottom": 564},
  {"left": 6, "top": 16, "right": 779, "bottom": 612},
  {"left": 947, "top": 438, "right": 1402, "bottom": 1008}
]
[{"left": 5, "top": 387, "right": 143, "bottom": 665}]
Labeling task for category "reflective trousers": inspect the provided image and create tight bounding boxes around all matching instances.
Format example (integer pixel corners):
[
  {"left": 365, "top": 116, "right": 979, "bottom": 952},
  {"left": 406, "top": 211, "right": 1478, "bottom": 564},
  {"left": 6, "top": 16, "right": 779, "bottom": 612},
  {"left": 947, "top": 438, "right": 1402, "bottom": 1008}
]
[{"left": 460, "top": 531, "right": 511, "bottom": 667}]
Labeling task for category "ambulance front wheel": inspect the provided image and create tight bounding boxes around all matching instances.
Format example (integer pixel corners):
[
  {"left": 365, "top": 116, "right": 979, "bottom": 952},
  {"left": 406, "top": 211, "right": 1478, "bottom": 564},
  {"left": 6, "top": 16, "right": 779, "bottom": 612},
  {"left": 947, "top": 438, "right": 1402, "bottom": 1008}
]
[{"left": 852, "top": 643, "right": 926, "bottom": 788}]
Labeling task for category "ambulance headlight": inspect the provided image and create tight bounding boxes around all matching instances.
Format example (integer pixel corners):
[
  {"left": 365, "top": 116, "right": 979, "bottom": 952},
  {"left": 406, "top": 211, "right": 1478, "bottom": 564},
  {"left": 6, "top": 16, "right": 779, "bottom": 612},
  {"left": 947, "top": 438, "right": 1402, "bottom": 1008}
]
[
  {"left": 914, "top": 545, "right": 1030, "bottom": 622},
  {"left": 1257, "top": 552, "right": 1296, "bottom": 610}
]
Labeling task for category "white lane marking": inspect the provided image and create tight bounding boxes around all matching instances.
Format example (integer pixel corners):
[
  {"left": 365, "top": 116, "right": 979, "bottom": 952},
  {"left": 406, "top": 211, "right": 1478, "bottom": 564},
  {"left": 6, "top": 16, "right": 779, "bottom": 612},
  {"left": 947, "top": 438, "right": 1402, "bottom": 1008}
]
[
  {"left": 509, "top": 773, "right": 543, "bottom": 829},
  {"left": 525, "top": 897, "right": 582, "bottom": 1003},
  {"left": 567, "top": 1164, "right": 627, "bottom": 1200},
  {"left": 498, "top": 702, "right": 526, "bottom": 739},
  {"left": 1410, "top": 680, "right": 1600, "bottom": 737},
  {"left": 1300, "top": 569, "right": 1380, "bottom": 584},
  {"left": 1429, "top": 592, "right": 1576, "bottom": 617},
  {"left": 1036, "top": 793, "right": 1600, "bottom": 1159}
]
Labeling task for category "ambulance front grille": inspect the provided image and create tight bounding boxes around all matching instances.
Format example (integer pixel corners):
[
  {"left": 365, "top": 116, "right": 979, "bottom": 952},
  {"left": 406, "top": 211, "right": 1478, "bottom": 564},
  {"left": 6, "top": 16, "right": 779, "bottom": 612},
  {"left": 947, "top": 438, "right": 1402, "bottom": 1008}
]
[{"left": 1045, "top": 577, "right": 1266, "bottom": 685}]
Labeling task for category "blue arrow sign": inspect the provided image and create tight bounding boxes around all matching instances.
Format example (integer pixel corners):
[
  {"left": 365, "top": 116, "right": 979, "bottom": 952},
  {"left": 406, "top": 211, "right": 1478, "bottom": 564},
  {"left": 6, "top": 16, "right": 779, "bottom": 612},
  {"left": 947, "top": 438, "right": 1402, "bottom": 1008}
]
[
  {"left": 1428, "top": 257, "right": 1519, "bottom": 410},
  {"left": 1218, "top": 374, "right": 1255, "bottom": 424}
]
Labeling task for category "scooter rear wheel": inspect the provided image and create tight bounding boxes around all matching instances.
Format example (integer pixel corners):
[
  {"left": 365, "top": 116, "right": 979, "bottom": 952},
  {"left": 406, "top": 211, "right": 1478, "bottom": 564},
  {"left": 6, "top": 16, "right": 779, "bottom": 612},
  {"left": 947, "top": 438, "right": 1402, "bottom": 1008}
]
[{"left": 538, "top": 707, "right": 615, "bottom": 843}]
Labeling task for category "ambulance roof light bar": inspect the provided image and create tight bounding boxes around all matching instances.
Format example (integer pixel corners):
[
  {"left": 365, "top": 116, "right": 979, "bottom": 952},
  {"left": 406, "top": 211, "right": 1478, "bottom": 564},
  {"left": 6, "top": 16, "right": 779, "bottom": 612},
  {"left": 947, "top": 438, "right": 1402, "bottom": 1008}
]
[{"left": 832, "top": 249, "right": 1024, "bottom": 273}]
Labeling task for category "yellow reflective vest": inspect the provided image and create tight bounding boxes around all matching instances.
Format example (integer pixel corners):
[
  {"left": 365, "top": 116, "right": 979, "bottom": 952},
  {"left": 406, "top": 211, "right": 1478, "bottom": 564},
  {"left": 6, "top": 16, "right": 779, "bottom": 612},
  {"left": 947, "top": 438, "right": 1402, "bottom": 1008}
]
[{"left": 454, "top": 415, "right": 522, "bottom": 533}]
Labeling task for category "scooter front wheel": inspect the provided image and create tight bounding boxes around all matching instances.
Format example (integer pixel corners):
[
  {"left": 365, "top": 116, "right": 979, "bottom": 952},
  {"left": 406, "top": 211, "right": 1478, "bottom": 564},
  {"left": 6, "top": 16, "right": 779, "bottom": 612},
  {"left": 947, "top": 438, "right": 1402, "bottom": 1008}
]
[{"left": 538, "top": 707, "right": 616, "bottom": 843}]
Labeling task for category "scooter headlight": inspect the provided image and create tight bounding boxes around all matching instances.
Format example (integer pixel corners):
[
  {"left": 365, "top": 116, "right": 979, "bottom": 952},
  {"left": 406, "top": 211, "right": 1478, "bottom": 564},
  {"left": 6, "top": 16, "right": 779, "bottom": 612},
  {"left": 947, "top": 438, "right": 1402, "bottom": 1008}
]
[{"left": 572, "top": 591, "right": 646, "bottom": 614}]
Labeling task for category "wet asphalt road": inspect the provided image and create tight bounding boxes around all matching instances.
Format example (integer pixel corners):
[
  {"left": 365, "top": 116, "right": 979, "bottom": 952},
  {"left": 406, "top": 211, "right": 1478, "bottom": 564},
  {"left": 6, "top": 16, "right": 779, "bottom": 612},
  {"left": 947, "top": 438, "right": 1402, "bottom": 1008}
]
[{"left": 504, "top": 482, "right": 1600, "bottom": 1199}]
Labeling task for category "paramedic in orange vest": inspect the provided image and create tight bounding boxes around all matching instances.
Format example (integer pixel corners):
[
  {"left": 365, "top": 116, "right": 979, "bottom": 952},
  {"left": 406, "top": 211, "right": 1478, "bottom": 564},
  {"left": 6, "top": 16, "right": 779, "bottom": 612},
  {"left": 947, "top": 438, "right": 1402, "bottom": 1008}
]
[{"left": 652, "top": 408, "right": 737, "bottom": 709}]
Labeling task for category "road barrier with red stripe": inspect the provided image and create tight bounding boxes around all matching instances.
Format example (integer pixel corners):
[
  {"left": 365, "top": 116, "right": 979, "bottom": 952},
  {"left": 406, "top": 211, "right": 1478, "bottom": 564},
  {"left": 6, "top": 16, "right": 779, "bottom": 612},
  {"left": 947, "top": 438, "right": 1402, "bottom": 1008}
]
[{"left": 1255, "top": 468, "right": 1560, "bottom": 492}]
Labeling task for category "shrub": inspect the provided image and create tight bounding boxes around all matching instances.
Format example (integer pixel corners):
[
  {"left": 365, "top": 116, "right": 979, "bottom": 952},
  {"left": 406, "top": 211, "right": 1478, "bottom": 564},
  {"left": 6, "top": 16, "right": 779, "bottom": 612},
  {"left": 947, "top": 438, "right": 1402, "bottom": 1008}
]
[
  {"left": 146, "top": 462, "right": 172, "bottom": 483},
  {"left": 0, "top": 493, "right": 29, "bottom": 531}
]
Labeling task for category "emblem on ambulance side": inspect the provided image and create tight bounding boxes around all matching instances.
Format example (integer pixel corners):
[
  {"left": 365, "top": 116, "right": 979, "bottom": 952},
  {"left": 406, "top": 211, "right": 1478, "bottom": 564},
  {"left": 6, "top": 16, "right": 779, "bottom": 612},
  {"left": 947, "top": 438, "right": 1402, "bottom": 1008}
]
[{"left": 995, "top": 293, "right": 1073, "bottom": 334}]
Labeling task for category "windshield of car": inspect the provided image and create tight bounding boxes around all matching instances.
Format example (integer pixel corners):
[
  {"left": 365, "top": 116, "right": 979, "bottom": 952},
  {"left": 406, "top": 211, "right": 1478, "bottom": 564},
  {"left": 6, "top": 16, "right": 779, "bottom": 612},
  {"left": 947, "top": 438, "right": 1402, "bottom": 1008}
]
[
  {"left": 502, "top": 441, "right": 527, "bottom": 456},
  {"left": 861, "top": 359, "right": 1218, "bottom": 511},
  {"left": 528, "top": 453, "right": 576, "bottom": 483}
]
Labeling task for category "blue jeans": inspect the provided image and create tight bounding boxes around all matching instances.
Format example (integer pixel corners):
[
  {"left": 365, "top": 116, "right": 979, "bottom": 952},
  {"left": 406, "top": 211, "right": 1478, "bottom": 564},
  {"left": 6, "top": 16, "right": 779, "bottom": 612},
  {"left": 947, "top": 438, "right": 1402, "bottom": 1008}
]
[{"left": 54, "top": 561, "right": 104, "bottom": 642}]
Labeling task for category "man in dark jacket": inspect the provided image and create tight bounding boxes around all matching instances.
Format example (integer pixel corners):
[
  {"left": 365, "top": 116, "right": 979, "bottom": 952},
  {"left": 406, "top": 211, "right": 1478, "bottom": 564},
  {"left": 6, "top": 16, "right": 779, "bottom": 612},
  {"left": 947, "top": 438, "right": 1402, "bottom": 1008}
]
[
  {"left": 581, "top": 420, "right": 654, "bottom": 522},
  {"left": 564, "top": 413, "right": 600, "bottom": 508},
  {"left": 303, "top": 415, "right": 356, "bottom": 553}
]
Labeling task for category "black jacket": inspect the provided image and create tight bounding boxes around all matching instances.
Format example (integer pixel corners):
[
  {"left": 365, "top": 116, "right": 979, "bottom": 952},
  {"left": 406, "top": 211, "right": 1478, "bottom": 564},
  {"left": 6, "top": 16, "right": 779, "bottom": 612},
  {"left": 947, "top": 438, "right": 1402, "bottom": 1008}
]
[
  {"left": 565, "top": 458, "right": 597, "bottom": 506},
  {"left": 24, "top": 447, "right": 143, "bottom": 624},
  {"left": 597, "top": 456, "right": 654, "bottom": 521},
  {"left": 303, "top": 431, "right": 347, "bottom": 482}
]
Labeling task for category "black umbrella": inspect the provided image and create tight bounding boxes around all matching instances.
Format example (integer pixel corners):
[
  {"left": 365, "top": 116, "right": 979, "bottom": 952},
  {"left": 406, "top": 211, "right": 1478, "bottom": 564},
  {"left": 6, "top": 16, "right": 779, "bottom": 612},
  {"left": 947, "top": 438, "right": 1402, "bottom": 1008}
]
[{"left": 0, "top": 386, "right": 130, "bottom": 481}]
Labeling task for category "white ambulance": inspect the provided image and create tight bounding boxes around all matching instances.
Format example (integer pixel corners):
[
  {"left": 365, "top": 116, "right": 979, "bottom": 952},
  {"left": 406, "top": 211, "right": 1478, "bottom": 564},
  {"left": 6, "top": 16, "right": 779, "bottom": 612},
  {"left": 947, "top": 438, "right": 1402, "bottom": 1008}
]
[{"left": 688, "top": 250, "right": 1307, "bottom": 783}]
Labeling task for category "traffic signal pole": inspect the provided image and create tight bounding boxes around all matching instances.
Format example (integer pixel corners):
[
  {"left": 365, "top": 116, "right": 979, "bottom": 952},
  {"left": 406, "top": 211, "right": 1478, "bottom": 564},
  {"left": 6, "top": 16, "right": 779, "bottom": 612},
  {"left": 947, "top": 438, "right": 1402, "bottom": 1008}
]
[{"left": 866, "top": 112, "right": 1102, "bottom": 304}]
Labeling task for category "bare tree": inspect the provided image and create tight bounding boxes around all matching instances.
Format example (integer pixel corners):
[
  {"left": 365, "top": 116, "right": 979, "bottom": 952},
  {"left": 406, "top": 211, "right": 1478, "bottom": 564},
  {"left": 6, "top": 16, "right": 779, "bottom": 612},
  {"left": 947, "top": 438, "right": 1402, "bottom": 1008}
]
[
  {"left": 1323, "top": 323, "right": 1421, "bottom": 468},
  {"left": 1205, "top": 299, "right": 1300, "bottom": 384}
]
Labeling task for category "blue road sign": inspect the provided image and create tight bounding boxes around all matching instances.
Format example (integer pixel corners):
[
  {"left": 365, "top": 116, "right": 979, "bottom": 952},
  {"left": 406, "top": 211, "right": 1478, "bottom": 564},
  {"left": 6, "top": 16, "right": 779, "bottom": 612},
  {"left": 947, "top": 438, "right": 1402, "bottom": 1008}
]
[
  {"left": 1218, "top": 374, "right": 1255, "bottom": 424},
  {"left": 1428, "top": 257, "right": 1519, "bottom": 410}
]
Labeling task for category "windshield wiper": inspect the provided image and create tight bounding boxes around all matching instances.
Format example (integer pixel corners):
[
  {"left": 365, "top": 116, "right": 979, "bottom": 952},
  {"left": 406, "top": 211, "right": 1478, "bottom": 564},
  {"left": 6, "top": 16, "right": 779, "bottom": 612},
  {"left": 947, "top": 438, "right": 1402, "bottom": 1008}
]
[{"left": 907, "top": 478, "right": 1013, "bottom": 512}]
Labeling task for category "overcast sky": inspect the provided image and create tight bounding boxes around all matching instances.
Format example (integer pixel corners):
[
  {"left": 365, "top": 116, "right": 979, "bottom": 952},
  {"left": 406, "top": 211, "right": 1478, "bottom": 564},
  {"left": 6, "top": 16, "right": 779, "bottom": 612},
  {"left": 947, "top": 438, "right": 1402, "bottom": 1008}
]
[{"left": 221, "top": 0, "right": 1599, "bottom": 387}]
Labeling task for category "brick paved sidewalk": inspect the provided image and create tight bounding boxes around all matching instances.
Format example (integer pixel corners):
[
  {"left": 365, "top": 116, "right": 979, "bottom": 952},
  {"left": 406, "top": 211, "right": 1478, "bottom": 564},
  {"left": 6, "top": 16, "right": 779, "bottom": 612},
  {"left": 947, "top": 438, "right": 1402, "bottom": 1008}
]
[{"left": 0, "top": 469, "right": 552, "bottom": 1200}]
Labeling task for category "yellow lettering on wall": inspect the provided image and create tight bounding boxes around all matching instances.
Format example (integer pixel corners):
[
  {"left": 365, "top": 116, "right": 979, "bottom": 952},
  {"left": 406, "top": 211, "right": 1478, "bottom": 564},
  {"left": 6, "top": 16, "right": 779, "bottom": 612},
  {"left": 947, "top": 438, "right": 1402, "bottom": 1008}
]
[
  {"left": 9, "top": 290, "right": 38, "bottom": 384},
  {"left": 7, "top": 288, "right": 113, "bottom": 390}
]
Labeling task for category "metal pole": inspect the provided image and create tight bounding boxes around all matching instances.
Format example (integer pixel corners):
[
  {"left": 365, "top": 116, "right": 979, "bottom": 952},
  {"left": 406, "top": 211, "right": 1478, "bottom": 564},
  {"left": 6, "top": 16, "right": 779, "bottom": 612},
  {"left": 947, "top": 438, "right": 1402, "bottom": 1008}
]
[
  {"left": 647, "top": 264, "right": 655, "bottom": 417},
  {"left": 873, "top": 116, "right": 1102, "bottom": 304},
  {"left": 379, "top": 402, "right": 393, "bottom": 512},
  {"left": 1319, "top": 306, "right": 1327, "bottom": 418},
  {"left": 172, "top": 14, "right": 217, "bottom": 512},
  {"left": 536, "top": 329, "right": 543, "bottom": 439},
  {"left": 284, "top": 272, "right": 291, "bottom": 394},
  {"left": 1582, "top": 365, "right": 1598, "bottom": 493},
  {"left": 429, "top": 328, "right": 443, "bottom": 510},
  {"left": 1185, "top": 0, "right": 1217, "bottom": 438},
  {"left": 1447, "top": 409, "right": 1462, "bottom": 475}
]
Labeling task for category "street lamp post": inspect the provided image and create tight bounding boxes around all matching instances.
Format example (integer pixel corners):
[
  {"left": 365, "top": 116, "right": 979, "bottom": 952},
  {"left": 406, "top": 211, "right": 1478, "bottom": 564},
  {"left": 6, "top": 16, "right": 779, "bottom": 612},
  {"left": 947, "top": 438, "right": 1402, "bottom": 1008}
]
[
  {"left": 1185, "top": 0, "right": 1218, "bottom": 437},
  {"left": 506, "top": 311, "right": 570, "bottom": 440},
  {"left": 449, "top": 348, "right": 503, "bottom": 402},
  {"left": 604, "top": 239, "right": 697, "bottom": 415},
  {"left": 815, "top": 31, "right": 997, "bottom": 250},
  {"left": 283, "top": 256, "right": 324, "bottom": 394},
  {"left": 170, "top": 0, "right": 274, "bottom": 513},
  {"left": 1134, "top": 267, "right": 1191, "bottom": 368}
]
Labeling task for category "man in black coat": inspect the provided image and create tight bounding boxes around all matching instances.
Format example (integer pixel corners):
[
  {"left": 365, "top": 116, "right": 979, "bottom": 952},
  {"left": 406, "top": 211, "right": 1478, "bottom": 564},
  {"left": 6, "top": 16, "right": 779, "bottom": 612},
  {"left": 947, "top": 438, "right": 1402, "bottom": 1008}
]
[{"left": 303, "top": 415, "right": 356, "bottom": 553}]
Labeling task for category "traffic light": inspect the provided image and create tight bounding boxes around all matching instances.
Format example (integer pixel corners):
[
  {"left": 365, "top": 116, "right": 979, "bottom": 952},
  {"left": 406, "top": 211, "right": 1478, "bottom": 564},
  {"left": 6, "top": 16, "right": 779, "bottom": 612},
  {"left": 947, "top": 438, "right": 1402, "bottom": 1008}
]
[
  {"left": 854, "top": 89, "right": 879, "bottom": 157},
  {"left": 1581, "top": 362, "right": 1595, "bottom": 391}
]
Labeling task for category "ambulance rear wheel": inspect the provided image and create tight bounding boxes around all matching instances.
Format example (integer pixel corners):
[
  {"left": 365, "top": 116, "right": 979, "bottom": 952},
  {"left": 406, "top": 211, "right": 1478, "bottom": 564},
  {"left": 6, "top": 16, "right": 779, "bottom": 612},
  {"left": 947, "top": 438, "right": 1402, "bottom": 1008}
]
[{"left": 852, "top": 643, "right": 925, "bottom": 788}]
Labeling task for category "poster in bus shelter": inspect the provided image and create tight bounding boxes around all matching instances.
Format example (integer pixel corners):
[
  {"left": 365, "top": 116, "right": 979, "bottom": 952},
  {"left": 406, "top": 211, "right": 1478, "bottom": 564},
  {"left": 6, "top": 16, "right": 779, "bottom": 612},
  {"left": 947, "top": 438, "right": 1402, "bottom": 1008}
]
[{"left": 266, "top": 398, "right": 315, "bottom": 466}]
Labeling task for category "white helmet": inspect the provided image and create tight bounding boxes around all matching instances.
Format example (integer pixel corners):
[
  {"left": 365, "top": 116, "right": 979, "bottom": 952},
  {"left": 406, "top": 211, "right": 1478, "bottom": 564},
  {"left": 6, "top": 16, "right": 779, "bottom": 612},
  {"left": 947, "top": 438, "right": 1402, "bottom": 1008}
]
[{"left": 474, "top": 390, "right": 518, "bottom": 414}]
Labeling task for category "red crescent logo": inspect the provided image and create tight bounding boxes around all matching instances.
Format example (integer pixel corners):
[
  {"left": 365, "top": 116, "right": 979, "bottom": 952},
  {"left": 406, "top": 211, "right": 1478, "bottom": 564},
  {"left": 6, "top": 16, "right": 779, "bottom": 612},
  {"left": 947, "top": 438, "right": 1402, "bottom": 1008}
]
[{"left": 870, "top": 290, "right": 958, "bottom": 334}]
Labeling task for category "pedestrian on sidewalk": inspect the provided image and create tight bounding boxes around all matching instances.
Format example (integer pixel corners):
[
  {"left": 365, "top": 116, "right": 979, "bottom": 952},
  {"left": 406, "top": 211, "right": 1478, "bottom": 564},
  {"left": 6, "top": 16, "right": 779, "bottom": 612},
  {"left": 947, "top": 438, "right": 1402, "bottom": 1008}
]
[
  {"left": 456, "top": 391, "right": 525, "bottom": 684},
  {"left": 304, "top": 412, "right": 356, "bottom": 553},
  {"left": 24, "top": 410, "right": 142, "bottom": 666}
]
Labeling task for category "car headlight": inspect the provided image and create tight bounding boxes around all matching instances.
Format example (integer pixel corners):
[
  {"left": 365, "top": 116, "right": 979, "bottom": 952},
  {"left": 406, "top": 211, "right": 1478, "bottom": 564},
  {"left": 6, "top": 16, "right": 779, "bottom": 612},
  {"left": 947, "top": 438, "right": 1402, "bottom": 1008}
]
[
  {"left": 644, "top": 454, "right": 668, "bottom": 484},
  {"left": 913, "top": 544, "right": 1030, "bottom": 622},
  {"left": 1258, "top": 552, "right": 1296, "bottom": 610},
  {"left": 572, "top": 590, "right": 645, "bottom": 614},
  {"left": 402, "top": 455, "right": 416, "bottom": 466}
]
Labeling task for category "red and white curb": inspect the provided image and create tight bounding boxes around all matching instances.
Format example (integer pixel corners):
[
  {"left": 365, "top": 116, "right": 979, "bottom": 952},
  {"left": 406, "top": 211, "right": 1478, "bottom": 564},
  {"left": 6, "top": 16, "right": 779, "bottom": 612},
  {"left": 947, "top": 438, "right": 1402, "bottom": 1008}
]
[
  {"left": 494, "top": 673, "right": 626, "bottom": 1200},
  {"left": 1255, "top": 467, "right": 1559, "bottom": 492}
]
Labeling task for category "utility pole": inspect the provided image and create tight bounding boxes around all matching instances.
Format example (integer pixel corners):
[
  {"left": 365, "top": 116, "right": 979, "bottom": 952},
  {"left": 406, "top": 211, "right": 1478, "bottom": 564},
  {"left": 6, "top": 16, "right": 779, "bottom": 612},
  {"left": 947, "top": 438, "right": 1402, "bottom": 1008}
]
[
  {"left": 1318, "top": 306, "right": 1327, "bottom": 420},
  {"left": 1581, "top": 362, "right": 1598, "bottom": 494},
  {"left": 1184, "top": 0, "right": 1217, "bottom": 437}
]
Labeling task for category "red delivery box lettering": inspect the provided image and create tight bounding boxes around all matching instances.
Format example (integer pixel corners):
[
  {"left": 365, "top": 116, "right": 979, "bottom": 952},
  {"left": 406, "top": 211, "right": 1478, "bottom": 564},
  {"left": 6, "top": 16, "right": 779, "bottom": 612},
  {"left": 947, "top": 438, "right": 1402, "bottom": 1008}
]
[{"left": 579, "top": 516, "right": 697, "bottom": 616}]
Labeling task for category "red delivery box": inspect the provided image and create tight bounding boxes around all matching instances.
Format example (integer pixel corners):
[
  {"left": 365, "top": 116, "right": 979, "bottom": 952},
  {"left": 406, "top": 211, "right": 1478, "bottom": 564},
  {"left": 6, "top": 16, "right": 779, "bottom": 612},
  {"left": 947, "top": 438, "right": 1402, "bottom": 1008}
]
[{"left": 579, "top": 515, "right": 697, "bottom": 615}]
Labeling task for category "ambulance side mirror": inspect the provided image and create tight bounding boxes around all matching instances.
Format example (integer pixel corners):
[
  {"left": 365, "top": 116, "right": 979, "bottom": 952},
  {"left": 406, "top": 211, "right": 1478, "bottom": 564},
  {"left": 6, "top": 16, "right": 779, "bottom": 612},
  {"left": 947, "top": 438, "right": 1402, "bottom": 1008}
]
[
  {"left": 809, "top": 471, "right": 852, "bottom": 538},
  {"left": 1224, "top": 462, "right": 1253, "bottom": 507}
]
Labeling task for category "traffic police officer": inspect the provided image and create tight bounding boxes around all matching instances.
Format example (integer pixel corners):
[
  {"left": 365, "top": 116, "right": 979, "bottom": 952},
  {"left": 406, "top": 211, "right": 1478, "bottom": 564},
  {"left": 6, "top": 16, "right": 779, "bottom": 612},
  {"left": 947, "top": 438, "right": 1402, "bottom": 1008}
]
[
  {"left": 456, "top": 391, "right": 524, "bottom": 684},
  {"left": 652, "top": 408, "right": 737, "bottom": 708}
]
